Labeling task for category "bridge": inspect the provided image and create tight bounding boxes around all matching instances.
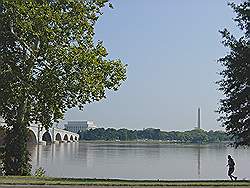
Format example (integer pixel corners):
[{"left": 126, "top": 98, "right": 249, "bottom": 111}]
[
  {"left": 28, "top": 124, "right": 79, "bottom": 144},
  {"left": 0, "top": 119, "right": 79, "bottom": 145}
]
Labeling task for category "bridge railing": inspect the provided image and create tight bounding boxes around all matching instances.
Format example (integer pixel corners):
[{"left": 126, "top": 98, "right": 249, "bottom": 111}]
[{"left": 53, "top": 128, "right": 79, "bottom": 135}]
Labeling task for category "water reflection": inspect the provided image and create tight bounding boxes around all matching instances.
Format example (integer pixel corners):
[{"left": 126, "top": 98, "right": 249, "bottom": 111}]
[
  {"left": 0, "top": 159, "right": 3, "bottom": 176},
  {"left": 28, "top": 142, "right": 250, "bottom": 180},
  {"left": 197, "top": 145, "right": 201, "bottom": 178}
]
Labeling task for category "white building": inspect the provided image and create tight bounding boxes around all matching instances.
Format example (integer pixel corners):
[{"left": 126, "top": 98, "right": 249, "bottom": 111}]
[{"left": 64, "top": 121, "right": 96, "bottom": 133}]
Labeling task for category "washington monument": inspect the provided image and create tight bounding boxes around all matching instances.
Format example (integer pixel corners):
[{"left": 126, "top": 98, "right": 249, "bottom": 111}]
[{"left": 197, "top": 107, "right": 201, "bottom": 129}]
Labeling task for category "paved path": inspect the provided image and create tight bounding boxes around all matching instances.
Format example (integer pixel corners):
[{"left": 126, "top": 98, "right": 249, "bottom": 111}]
[{"left": 1, "top": 185, "right": 250, "bottom": 188}]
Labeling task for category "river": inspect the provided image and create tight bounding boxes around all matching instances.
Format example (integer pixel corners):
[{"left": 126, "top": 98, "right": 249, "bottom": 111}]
[{"left": 26, "top": 142, "right": 250, "bottom": 180}]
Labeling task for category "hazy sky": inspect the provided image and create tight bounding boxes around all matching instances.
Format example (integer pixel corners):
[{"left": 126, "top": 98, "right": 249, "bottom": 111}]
[{"left": 62, "top": 0, "right": 242, "bottom": 131}]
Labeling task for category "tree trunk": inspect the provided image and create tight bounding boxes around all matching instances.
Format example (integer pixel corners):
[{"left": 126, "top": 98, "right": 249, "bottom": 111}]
[{"left": 3, "top": 98, "right": 31, "bottom": 176}]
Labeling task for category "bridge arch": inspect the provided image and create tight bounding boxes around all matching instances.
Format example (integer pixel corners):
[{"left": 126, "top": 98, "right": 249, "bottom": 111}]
[
  {"left": 75, "top": 136, "right": 78, "bottom": 141},
  {"left": 42, "top": 131, "right": 52, "bottom": 143},
  {"left": 63, "top": 134, "right": 68, "bottom": 141},
  {"left": 70, "top": 135, "right": 73, "bottom": 141},
  {"left": 27, "top": 129, "right": 37, "bottom": 144},
  {"left": 55, "top": 133, "right": 62, "bottom": 142}
]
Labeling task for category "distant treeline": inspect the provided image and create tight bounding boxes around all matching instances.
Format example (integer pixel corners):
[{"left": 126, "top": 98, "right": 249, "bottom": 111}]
[{"left": 79, "top": 128, "right": 231, "bottom": 143}]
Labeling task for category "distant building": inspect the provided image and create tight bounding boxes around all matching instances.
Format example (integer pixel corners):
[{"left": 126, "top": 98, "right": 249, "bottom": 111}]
[{"left": 64, "top": 121, "right": 96, "bottom": 133}]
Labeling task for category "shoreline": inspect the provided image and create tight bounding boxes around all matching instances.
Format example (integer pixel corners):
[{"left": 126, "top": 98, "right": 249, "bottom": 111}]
[
  {"left": 78, "top": 140, "right": 231, "bottom": 145},
  {"left": 0, "top": 141, "right": 230, "bottom": 147}
]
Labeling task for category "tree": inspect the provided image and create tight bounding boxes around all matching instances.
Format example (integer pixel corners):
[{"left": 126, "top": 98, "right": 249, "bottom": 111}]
[
  {"left": 217, "top": 1, "right": 249, "bottom": 147},
  {"left": 0, "top": 0, "right": 126, "bottom": 175},
  {"left": 117, "top": 128, "right": 128, "bottom": 140},
  {"left": 188, "top": 129, "right": 208, "bottom": 144},
  {"left": 0, "top": 126, "right": 5, "bottom": 145}
]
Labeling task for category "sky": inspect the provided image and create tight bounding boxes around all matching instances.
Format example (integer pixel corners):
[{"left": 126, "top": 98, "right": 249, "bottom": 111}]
[{"left": 62, "top": 0, "right": 243, "bottom": 131}]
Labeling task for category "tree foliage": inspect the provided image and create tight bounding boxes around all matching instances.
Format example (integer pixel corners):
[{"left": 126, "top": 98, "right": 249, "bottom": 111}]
[
  {"left": 217, "top": 1, "right": 249, "bottom": 147},
  {"left": 79, "top": 128, "right": 230, "bottom": 144},
  {"left": 0, "top": 0, "right": 126, "bottom": 175}
]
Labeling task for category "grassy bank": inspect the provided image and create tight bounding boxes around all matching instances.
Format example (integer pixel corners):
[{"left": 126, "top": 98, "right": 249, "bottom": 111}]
[{"left": 0, "top": 176, "right": 250, "bottom": 186}]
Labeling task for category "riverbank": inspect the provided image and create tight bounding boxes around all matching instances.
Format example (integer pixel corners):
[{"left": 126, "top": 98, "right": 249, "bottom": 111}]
[
  {"left": 0, "top": 176, "right": 250, "bottom": 187},
  {"left": 79, "top": 140, "right": 231, "bottom": 145},
  {"left": 79, "top": 140, "right": 184, "bottom": 144}
]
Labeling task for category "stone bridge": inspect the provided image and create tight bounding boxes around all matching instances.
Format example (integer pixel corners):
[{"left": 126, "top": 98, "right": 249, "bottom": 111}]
[
  {"left": 28, "top": 124, "right": 79, "bottom": 144},
  {"left": 0, "top": 121, "right": 79, "bottom": 145}
]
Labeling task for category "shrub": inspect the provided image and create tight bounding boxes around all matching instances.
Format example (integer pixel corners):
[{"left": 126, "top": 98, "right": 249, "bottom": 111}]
[{"left": 34, "top": 167, "right": 46, "bottom": 177}]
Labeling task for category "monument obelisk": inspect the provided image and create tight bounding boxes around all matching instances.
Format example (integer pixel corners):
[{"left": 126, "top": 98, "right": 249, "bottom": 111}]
[{"left": 198, "top": 107, "right": 201, "bottom": 129}]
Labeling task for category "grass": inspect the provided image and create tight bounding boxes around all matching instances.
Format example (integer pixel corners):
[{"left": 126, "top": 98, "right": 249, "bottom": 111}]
[{"left": 0, "top": 176, "right": 250, "bottom": 186}]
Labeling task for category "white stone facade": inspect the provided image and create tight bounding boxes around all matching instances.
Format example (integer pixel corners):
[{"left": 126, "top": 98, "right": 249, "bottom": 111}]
[
  {"left": 64, "top": 121, "right": 96, "bottom": 133},
  {"left": 0, "top": 116, "right": 79, "bottom": 144}
]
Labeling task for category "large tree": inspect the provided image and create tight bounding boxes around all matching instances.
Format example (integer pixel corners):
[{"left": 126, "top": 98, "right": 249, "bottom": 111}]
[
  {"left": 217, "top": 1, "right": 249, "bottom": 147},
  {"left": 0, "top": 0, "right": 126, "bottom": 175}
]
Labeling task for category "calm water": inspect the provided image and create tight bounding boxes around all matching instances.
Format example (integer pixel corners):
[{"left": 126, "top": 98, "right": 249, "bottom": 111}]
[{"left": 28, "top": 142, "right": 250, "bottom": 180}]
